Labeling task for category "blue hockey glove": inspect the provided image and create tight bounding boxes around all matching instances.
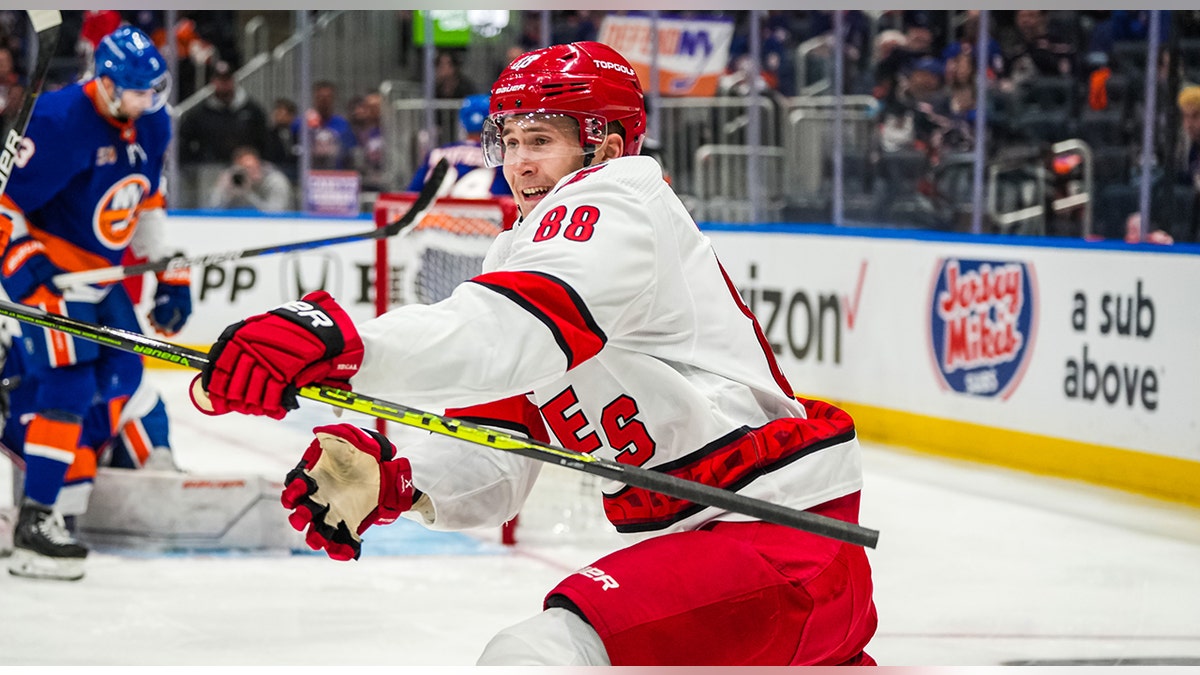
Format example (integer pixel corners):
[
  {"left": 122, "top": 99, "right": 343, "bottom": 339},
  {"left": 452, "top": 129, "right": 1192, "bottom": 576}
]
[
  {"left": 1, "top": 236, "right": 63, "bottom": 305},
  {"left": 147, "top": 267, "right": 192, "bottom": 336}
]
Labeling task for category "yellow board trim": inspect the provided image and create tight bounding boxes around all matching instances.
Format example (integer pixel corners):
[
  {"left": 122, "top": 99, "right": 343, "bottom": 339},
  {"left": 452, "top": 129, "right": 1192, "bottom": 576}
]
[{"left": 828, "top": 398, "right": 1200, "bottom": 508}]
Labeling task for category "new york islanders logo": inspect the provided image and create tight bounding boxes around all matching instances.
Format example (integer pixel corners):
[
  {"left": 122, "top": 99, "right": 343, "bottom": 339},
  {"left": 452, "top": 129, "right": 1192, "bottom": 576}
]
[
  {"left": 928, "top": 258, "right": 1037, "bottom": 399},
  {"left": 93, "top": 175, "right": 151, "bottom": 250}
]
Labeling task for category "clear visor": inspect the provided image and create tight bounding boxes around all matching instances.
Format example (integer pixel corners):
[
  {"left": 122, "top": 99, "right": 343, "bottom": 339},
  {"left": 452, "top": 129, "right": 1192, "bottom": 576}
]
[
  {"left": 481, "top": 111, "right": 606, "bottom": 168},
  {"left": 116, "top": 72, "right": 172, "bottom": 115}
]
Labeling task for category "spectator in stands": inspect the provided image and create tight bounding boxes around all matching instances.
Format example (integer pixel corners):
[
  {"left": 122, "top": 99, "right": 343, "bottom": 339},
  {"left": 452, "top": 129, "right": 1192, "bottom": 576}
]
[
  {"left": 552, "top": 10, "right": 600, "bottom": 44},
  {"left": 872, "top": 18, "right": 937, "bottom": 100},
  {"left": 0, "top": 81, "right": 21, "bottom": 129},
  {"left": 1109, "top": 10, "right": 1173, "bottom": 45},
  {"left": 863, "top": 29, "right": 907, "bottom": 99},
  {"left": 515, "top": 11, "right": 544, "bottom": 52},
  {"left": 1177, "top": 86, "right": 1200, "bottom": 190},
  {"left": 900, "top": 16, "right": 936, "bottom": 60},
  {"left": 0, "top": 43, "right": 17, "bottom": 83},
  {"left": 936, "top": 47, "right": 980, "bottom": 154},
  {"left": 207, "top": 145, "right": 293, "bottom": 213},
  {"left": 878, "top": 56, "right": 950, "bottom": 158},
  {"left": 941, "top": 11, "right": 1005, "bottom": 81},
  {"left": 292, "top": 80, "right": 357, "bottom": 170},
  {"left": 1000, "top": 10, "right": 1078, "bottom": 87},
  {"left": 76, "top": 10, "right": 124, "bottom": 75},
  {"left": 0, "top": 45, "right": 19, "bottom": 114},
  {"left": 350, "top": 91, "right": 388, "bottom": 193},
  {"left": 899, "top": 10, "right": 949, "bottom": 53},
  {"left": 171, "top": 16, "right": 219, "bottom": 101},
  {"left": 434, "top": 50, "right": 477, "bottom": 99},
  {"left": 407, "top": 93, "right": 510, "bottom": 198},
  {"left": 125, "top": 10, "right": 168, "bottom": 48},
  {"left": 178, "top": 60, "right": 269, "bottom": 165},
  {"left": 871, "top": 53, "right": 962, "bottom": 228},
  {"left": 1110, "top": 83, "right": 1200, "bottom": 245},
  {"left": 264, "top": 97, "right": 299, "bottom": 183},
  {"left": 906, "top": 56, "right": 948, "bottom": 106},
  {"left": 503, "top": 44, "right": 524, "bottom": 69},
  {"left": 725, "top": 12, "right": 789, "bottom": 94},
  {"left": 1166, "top": 84, "right": 1200, "bottom": 242}
]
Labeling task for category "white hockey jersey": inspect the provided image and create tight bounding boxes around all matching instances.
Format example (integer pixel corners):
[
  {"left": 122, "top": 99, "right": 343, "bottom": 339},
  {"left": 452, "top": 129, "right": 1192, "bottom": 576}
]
[{"left": 353, "top": 155, "right": 863, "bottom": 539}]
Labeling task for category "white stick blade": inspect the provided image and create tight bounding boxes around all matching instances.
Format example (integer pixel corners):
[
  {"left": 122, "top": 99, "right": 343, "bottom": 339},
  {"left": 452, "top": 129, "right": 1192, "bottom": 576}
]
[{"left": 26, "top": 10, "right": 62, "bottom": 32}]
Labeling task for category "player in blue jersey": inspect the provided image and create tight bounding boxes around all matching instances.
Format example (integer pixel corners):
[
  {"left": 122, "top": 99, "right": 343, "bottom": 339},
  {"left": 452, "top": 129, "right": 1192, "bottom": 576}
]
[
  {"left": 0, "top": 26, "right": 191, "bottom": 580},
  {"left": 408, "top": 93, "right": 512, "bottom": 198}
]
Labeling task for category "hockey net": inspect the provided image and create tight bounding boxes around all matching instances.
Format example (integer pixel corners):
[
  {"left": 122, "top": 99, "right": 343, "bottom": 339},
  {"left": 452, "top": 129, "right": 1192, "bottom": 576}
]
[{"left": 373, "top": 194, "right": 618, "bottom": 548}]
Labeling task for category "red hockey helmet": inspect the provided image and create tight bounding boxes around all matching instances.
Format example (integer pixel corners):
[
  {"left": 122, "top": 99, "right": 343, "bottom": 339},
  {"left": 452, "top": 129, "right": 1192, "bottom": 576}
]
[{"left": 482, "top": 41, "right": 646, "bottom": 167}]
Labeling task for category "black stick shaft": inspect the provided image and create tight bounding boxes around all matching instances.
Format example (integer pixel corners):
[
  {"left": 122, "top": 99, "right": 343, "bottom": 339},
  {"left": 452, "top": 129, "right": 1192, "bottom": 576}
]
[{"left": 0, "top": 11, "right": 61, "bottom": 199}]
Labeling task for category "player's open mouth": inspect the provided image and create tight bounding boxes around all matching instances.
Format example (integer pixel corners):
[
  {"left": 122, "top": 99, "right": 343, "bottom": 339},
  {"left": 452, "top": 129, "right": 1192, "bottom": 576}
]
[{"left": 521, "top": 187, "right": 551, "bottom": 199}]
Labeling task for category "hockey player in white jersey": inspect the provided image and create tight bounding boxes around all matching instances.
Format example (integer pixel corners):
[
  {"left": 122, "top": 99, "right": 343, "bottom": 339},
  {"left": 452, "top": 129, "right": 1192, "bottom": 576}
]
[{"left": 192, "top": 41, "right": 877, "bottom": 666}]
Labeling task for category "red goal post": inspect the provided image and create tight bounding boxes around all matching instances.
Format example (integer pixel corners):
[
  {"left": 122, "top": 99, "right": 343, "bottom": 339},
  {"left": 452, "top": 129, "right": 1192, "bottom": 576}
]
[
  {"left": 370, "top": 193, "right": 619, "bottom": 548},
  {"left": 373, "top": 193, "right": 518, "bottom": 317},
  {"left": 373, "top": 193, "right": 523, "bottom": 543}
]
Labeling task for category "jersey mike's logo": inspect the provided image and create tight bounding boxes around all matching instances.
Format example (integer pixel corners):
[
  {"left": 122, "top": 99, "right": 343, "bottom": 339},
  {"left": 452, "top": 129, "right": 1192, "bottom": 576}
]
[
  {"left": 928, "top": 258, "right": 1037, "bottom": 399},
  {"left": 93, "top": 175, "right": 151, "bottom": 250}
]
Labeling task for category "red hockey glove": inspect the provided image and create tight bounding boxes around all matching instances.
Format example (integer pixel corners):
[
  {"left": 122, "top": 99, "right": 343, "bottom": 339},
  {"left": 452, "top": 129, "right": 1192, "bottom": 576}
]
[
  {"left": 190, "top": 290, "right": 363, "bottom": 420},
  {"left": 281, "top": 423, "right": 417, "bottom": 561}
]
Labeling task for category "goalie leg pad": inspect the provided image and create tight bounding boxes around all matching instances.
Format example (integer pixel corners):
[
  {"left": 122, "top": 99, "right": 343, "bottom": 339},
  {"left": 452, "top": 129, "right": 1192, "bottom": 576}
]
[{"left": 76, "top": 467, "right": 305, "bottom": 552}]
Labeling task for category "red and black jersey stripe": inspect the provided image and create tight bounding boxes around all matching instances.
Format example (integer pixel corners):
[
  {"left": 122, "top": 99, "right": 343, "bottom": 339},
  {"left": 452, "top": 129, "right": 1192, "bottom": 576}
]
[
  {"left": 717, "top": 261, "right": 795, "bottom": 398},
  {"left": 471, "top": 270, "right": 607, "bottom": 370},
  {"left": 445, "top": 393, "right": 550, "bottom": 444},
  {"left": 602, "top": 398, "right": 857, "bottom": 533}
]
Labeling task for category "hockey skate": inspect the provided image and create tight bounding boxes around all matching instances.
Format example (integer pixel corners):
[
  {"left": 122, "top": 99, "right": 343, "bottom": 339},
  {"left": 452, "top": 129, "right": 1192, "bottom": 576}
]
[{"left": 8, "top": 500, "right": 88, "bottom": 581}]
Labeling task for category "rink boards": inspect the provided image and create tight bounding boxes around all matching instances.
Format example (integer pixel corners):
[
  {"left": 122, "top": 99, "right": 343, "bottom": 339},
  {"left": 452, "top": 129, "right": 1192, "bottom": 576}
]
[{"left": 148, "top": 212, "right": 1200, "bottom": 506}]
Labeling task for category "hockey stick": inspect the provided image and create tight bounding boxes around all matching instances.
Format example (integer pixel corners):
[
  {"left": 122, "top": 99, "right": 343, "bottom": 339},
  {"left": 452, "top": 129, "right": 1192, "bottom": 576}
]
[
  {"left": 0, "top": 11, "right": 62, "bottom": 199},
  {"left": 0, "top": 298, "right": 881, "bottom": 549},
  {"left": 50, "top": 158, "right": 453, "bottom": 289}
]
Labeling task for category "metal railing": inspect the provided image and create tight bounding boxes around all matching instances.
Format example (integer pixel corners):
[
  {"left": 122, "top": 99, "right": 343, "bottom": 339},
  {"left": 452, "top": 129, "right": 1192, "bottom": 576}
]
[
  {"left": 176, "top": 11, "right": 403, "bottom": 121},
  {"left": 795, "top": 35, "right": 832, "bottom": 96},
  {"left": 693, "top": 145, "right": 786, "bottom": 222},
  {"left": 987, "top": 139, "right": 1096, "bottom": 236},
  {"left": 653, "top": 96, "right": 780, "bottom": 208},
  {"left": 157, "top": 9, "right": 1135, "bottom": 236},
  {"left": 379, "top": 86, "right": 461, "bottom": 193}
]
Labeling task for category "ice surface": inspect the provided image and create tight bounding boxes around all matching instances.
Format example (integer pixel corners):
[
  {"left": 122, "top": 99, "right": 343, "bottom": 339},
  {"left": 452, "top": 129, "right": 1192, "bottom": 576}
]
[{"left": 1, "top": 370, "right": 1197, "bottom": 666}]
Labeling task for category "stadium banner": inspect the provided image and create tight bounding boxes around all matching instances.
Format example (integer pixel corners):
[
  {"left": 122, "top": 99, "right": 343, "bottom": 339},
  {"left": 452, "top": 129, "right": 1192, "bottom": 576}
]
[
  {"left": 305, "top": 170, "right": 361, "bottom": 216},
  {"left": 149, "top": 215, "right": 1199, "bottom": 505},
  {"left": 597, "top": 14, "right": 734, "bottom": 97}
]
